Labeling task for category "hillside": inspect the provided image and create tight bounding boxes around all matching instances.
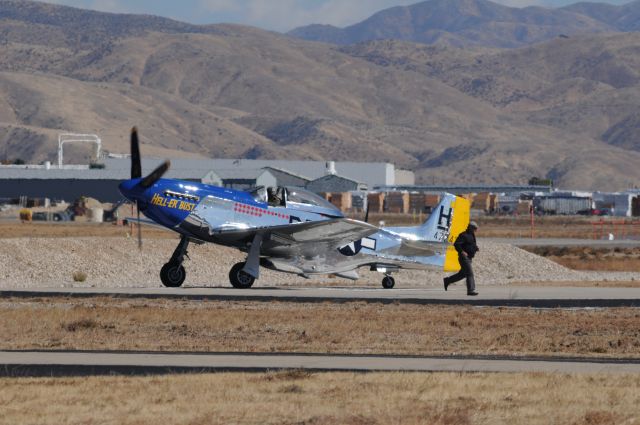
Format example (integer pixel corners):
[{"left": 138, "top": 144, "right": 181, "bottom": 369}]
[
  {"left": 0, "top": 1, "right": 639, "bottom": 190},
  {"left": 341, "top": 33, "right": 640, "bottom": 156},
  {"left": 563, "top": 0, "right": 640, "bottom": 31},
  {"left": 289, "top": 0, "right": 640, "bottom": 48}
]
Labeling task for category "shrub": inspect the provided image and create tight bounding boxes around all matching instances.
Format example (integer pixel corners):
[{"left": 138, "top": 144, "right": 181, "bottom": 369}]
[
  {"left": 73, "top": 271, "right": 87, "bottom": 282},
  {"left": 62, "top": 319, "right": 98, "bottom": 332}
]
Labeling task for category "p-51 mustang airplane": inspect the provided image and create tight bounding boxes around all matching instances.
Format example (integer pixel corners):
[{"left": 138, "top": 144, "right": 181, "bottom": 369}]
[{"left": 119, "top": 128, "right": 470, "bottom": 289}]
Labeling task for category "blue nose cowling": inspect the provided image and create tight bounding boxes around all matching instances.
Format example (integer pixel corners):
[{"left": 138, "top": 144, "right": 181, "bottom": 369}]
[
  {"left": 119, "top": 179, "right": 195, "bottom": 229},
  {"left": 118, "top": 179, "right": 142, "bottom": 202}
]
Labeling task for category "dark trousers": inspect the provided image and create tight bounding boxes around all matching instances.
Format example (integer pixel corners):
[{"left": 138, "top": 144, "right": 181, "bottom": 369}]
[{"left": 445, "top": 254, "right": 476, "bottom": 293}]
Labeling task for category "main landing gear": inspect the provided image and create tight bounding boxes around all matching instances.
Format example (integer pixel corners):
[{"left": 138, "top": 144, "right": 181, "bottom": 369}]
[
  {"left": 160, "top": 236, "right": 189, "bottom": 287},
  {"left": 228, "top": 233, "right": 263, "bottom": 289},
  {"left": 381, "top": 275, "right": 396, "bottom": 289},
  {"left": 229, "top": 262, "right": 256, "bottom": 289}
]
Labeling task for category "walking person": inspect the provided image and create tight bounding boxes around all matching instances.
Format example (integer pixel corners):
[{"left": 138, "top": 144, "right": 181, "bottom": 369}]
[{"left": 444, "top": 221, "right": 479, "bottom": 296}]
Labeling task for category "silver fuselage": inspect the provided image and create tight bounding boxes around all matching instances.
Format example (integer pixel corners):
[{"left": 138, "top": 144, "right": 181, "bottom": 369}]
[{"left": 173, "top": 187, "right": 448, "bottom": 279}]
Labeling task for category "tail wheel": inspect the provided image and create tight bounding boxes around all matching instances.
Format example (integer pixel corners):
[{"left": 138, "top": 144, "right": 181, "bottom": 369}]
[
  {"left": 160, "top": 262, "right": 186, "bottom": 288},
  {"left": 229, "top": 262, "right": 256, "bottom": 289},
  {"left": 382, "top": 276, "right": 395, "bottom": 289}
]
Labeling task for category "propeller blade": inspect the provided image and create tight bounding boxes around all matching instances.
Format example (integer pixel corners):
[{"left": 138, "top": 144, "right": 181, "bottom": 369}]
[
  {"left": 137, "top": 201, "right": 142, "bottom": 250},
  {"left": 364, "top": 204, "right": 370, "bottom": 223},
  {"left": 140, "top": 160, "right": 170, "bottom": 189},
  {"left": 130, "top": 127, "right": 142, "bottom": 179}
]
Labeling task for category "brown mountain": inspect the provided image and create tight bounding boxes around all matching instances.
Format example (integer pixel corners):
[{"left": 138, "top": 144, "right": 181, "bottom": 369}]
[
  {"left": 342, "top": 32, "right": 640, "bottom": 149},
  {"left": 1, "top": 1, "right": 639, "bottom": 190},
  {"left": 563, "top": 0, "right": 640, "bottom": 31},
  {"left": 341, "top": 32, "right": 640, "bottom": 188},
  {"left": 289, "top": 0, "right": 619, "bottom": 48}
]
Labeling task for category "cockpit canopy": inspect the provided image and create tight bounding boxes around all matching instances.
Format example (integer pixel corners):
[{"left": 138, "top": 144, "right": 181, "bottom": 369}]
[
  {"left": 249, "top": 186, "right": 268, "bottom": 204},
  {"left": 249, "top": 186, "right": 342, "bottom": 217},
  {"left": 286, "top": 187, "right": 337, "bottom": 210}
]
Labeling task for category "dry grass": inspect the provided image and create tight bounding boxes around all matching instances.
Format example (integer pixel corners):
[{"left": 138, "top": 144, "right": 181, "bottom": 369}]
[
  {"left": 477, "top": 216, "right": 640, "bottom": 240},
  {"left": 1, "top": 298, "right": 639, "bottom": 358},
  {"left": 525, "top": 246, "right": 640, "bottom": 271},
  {"left": 0, "top": 372, "right": 639, "bottom": 425},
  {"left": 552, "top": 258, "right": 640, "bottom": 271}
]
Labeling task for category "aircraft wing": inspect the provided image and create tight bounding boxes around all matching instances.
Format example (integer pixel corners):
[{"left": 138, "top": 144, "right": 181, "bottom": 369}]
[
  {"left": 267, "top": 218, "right": 379, "bottom": 248},
  {"left": 202, "top": 218, "right": 379, "bottom": 252}
]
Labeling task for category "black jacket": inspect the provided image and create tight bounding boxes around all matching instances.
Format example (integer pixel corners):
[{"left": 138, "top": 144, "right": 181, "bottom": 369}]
[{"left": 454, "top": 229, "right": 479, "bottom": 259}]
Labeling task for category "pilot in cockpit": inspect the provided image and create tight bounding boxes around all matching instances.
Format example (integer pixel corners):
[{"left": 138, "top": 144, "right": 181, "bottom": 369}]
[{"left": 267, "top": 187, "right": 284, "bottom": 207}]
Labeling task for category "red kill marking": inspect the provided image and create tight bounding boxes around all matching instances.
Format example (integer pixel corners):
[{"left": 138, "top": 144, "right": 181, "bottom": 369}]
[{"left": 233, "top": 205, "right": 288, "bottom": 220}]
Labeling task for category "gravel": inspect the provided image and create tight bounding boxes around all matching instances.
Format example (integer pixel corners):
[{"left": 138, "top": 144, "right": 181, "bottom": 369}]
[{"left": 0, "top": 238, "right": 638, "bottom": 289}]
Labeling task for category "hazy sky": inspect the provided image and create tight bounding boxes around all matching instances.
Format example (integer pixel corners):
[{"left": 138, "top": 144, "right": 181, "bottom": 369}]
[{"left": 45, "top": 0, "right": 633, "bottom": 32}]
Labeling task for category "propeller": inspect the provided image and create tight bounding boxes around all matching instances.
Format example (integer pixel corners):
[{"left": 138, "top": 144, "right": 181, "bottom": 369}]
[
  {"left": 140, "top": 160, "right": 171, "bottom": 189},
  {"left": 364, "top": 204, "right": 369, "bottom": 223},
  {"left": 128, "top": 127, "right": 171, "bottom": 249},
  {"left": 131, "top": 127, "right": 142, "bottom": 179}
]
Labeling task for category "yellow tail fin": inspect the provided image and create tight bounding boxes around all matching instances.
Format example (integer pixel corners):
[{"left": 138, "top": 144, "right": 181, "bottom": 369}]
[{"left": 443, "top": 196, "right": 470, "bottom": 272}]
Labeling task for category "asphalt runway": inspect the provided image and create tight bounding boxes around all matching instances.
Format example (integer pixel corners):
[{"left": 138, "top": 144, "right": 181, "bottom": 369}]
[
  {"left": 2, "top": 351, "right": 639, "bottom": 376},
  {"left": 2, "top": 286, "right": 639, "bottom": 308}
]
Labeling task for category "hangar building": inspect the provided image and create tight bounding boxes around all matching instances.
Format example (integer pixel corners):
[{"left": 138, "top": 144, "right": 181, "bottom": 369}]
[{"left": 0, "top": 158, "right": 403, "bottom": 202}]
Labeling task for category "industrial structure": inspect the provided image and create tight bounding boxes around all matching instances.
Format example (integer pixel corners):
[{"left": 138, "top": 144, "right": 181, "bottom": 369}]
[
  {"left": 0, "top": 157, "right": 398, "bottom": 203},
  {"left": 1, "top": 143, "right": 639, "bottom": 218}
]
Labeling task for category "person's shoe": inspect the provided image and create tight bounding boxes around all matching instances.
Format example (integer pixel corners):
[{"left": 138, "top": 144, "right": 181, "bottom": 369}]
[
  {"left": 443, "top": 278, "right": 450, "bottom": 291},
  {"left": 467, "top": 291, "right": 479, "bottom": 296}
]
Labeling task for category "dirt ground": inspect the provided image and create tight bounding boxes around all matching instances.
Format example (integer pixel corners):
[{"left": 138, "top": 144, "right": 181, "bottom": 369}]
[
  {"left": 2, "top": 297, "right": 639, "bottom": 358},
  {"left": 3, "top": 220, "right": 639, "bottom": 276},
  {"left": 0, "top": 221, "right": 172, "bottom": 239},
  {"left": 3, "top": 215, "right": 640, "bottom": 240},
  {"left": 2, "top": 221, "right": 639, "bottom": 288},
  {"left": 1, "top": 372, "right": 639, "bottom": 425},
  {"left": 525, "top": 246, "right": 640, "bottom": 271},
  {"left": 1, "top": 220, "right": 638, "bottom": 425},
  {"left": 474, "top": 216, "right": 639, "bottom": 239}
]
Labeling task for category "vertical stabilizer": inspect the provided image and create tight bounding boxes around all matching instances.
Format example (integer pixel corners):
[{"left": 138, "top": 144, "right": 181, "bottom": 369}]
[
  {"left": 383, "top": 193, "right": 470, "bottom": 272},
  {"left": 419, "top": 193, "right": 468, "bottom": 243},
  {"left": 443, "top": 196, "right": 470, "bottom": 272}
]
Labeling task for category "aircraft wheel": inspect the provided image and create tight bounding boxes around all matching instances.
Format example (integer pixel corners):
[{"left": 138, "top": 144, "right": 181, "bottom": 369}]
[
  {"left": 381, "top": 276, "right": 395, "bottom": 289},
  {"left": 229, "top": 262, "right": 255, "bottom": 289},
  {"left": 160, "top": 262, "right": 186, "bottom": 288}
]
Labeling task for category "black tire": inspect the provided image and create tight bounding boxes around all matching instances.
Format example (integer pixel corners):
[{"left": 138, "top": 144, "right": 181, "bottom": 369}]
[
  {"left": 382, "top": 276, "right": 395, "bottom": 289},
  {"left": 160, "top": 262, "right": 186, "bottom": 288},
  {"left": 229, "top": 262, "right": 256, "bottom": 289}
]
